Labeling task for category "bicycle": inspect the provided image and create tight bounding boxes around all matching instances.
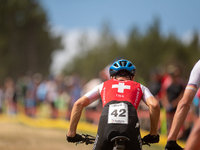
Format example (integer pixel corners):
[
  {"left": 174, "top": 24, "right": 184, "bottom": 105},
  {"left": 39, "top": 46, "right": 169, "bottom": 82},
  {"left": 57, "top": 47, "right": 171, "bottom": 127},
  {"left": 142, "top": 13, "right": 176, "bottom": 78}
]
[{"left": 68, "top": 133, "right": 159, "bottom": 150}]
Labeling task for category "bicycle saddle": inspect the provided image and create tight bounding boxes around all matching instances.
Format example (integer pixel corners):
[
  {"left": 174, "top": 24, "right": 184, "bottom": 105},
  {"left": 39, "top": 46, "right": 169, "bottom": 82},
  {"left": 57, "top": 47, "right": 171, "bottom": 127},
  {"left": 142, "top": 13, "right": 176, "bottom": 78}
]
[{"left": 110, "top": 136, "right": 130, "bottom": 142}]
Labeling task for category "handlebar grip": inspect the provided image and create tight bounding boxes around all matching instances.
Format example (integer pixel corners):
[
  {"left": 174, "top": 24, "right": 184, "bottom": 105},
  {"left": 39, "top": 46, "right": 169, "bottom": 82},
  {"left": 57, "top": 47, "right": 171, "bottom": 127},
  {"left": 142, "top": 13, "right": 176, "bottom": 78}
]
[{"left": 67, "top": 134, "right": 83, "bottom": 143}]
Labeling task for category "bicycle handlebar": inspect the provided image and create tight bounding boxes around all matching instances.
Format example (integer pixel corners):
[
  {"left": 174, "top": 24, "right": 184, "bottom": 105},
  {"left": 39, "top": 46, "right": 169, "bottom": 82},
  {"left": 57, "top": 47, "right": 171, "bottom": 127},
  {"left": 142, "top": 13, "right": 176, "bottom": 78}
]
[
  {"left": 75, "top": 134, "right": 96, "bottom": 145},
  {"left": 141, "top": 134, "right": 160, "bottom": 147},
  {"left": 74, "top": 133, "right": 156, "bottom": 147}
]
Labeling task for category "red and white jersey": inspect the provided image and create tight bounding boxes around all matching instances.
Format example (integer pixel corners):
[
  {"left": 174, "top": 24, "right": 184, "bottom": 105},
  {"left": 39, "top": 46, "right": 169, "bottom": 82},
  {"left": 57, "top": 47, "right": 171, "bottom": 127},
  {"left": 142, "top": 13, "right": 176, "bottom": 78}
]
[
  {"left": 186, "top": 59, "right": 200, "bottom": 92},
  {"left": 84, "top": 79, "right": 153, "bottom": 110}
]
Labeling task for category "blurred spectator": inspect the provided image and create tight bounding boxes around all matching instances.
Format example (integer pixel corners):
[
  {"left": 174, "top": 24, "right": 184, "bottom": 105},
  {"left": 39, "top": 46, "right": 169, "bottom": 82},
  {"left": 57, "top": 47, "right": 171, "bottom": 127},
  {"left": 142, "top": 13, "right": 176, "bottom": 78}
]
[
  {"left": 4, "top": 77, "right": 17, "bottom": 115},
  {"left": 148, "top": 68, "right": 162, "bottom": 100},
  {"left": 66, "top": 74, "right": 82, "bottom": 120},
  {"left": 54, "top": 86, "right": 70, "bottom": 118},
  {"left": 164, "top": 65, "right": 186, "bottom": 135},
  {"left": 16, "top": 75, "right": 28, "bottom": 103},
  {"left": 46, "top": 75, "right": 58, "bottom": 118},
  {"left": 197, "top": 89, "right": 200, "bottom": 116},
  {"left": 36, "top": 78, "right": 47, "bottom": 110},
  {"left": 0, "top": 85, "right": 4, "bottom": 114},
  {"left": 54, "top": 74, "right": 70, "bottom": 118},
  {"left": 159, "top": 71, "right": 172, "bottom": 108},
  {"left": 192, "top": 91, "right": 199, "bottom": 116},
  {"left": 99, "top": 63, "right": 111, "bottom": 81},
  {"left": 25, "top": 73, "right": 42, "bottom": 117}
]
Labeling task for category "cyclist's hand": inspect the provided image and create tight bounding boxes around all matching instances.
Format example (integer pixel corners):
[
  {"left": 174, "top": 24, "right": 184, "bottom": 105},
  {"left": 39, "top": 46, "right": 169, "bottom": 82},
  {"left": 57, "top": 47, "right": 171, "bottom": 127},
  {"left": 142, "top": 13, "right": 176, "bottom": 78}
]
[
  {"left": 165, "top": 141, "right": 183, "bottom": 150},
  {"left": 142, "top": 134, "right": 160, "bottom": 144},
  {"left": 66, "top": 134, "right": 83, "bottom": 143}
]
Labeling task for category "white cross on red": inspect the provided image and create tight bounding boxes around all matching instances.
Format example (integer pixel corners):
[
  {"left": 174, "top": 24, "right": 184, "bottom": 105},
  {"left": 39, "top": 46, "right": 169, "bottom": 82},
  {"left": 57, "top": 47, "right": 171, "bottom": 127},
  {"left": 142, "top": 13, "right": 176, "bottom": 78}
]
[{"left": 112, "top": 82, "right": 131, "bottom": 93}]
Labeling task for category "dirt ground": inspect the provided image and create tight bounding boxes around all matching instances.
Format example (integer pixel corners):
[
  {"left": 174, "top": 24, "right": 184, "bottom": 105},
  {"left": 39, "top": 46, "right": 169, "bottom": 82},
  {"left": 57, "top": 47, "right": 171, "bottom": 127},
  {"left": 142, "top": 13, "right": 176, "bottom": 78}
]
[
  {"left": 0, "top": 122, "right": 93, "bottom": 150},
  {"left": 0, "top": 122, "right": 164, "bottom": 150}
]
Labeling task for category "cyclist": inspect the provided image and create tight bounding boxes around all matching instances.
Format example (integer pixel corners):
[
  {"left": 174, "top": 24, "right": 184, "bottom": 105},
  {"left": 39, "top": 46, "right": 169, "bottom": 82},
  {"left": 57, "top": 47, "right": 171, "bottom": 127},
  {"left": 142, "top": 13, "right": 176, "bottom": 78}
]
[
  {"left": 67, "top": 59, "right": 160, "bottom": 150},
  {"left": 165, "top": 59, "right": 200, "bottom": 150}
]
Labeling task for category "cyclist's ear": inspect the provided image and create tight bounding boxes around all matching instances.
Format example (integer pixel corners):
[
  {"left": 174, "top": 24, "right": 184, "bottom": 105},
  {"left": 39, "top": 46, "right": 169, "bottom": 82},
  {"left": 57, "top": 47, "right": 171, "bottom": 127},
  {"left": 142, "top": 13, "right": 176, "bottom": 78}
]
[{"left": 130, "top": 76, "right": 134, "bottom": 80}]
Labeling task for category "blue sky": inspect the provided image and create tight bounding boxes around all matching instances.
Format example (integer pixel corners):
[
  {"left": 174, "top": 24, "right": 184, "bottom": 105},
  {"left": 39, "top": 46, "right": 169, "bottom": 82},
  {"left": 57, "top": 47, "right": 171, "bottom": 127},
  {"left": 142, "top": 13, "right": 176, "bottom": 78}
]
[
  {"left": 39, "top": 0, "right": 200, "bottom": 74},
  {"left": 40, "top": 0, "right": 200, "bottom": 36}
]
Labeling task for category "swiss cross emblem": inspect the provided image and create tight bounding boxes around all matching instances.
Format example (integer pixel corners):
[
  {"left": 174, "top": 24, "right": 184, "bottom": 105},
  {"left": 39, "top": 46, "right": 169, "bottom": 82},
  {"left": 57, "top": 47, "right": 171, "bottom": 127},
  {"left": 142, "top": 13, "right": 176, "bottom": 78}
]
[{"left": 112, "top": 82, "right": 131, "bottom": 93}]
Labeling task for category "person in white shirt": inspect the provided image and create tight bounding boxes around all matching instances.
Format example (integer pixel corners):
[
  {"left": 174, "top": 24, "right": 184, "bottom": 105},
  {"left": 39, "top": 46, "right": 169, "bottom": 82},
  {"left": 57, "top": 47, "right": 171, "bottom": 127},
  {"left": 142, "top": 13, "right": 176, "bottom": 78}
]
[{"left": 165, "top": 59, "right": 200, "bottom": 150}]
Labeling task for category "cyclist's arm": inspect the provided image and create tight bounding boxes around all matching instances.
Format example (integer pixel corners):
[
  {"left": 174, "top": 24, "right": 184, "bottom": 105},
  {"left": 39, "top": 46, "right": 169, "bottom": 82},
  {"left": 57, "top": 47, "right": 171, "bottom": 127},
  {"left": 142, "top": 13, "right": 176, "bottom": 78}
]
[
  {"left": 67, "top": 84, "right": 102, "bottom": 137},
  {"left": 141, "top": 85, "right": 160, "bottom": 135},
  {"left": 168, "top": 60, "right": 200, "bottom": 141},
  {"left": 67, "top": 96, "right": 90, "bottom": 137},
  {"left": 184, "top": 119, "right": 200, "bottom": 150},
  {"left": 167, "top": 88, "right": 196, "bottom": 141},
  {"left": 146, "top": 96, "right": 160, "bottom": 135}
]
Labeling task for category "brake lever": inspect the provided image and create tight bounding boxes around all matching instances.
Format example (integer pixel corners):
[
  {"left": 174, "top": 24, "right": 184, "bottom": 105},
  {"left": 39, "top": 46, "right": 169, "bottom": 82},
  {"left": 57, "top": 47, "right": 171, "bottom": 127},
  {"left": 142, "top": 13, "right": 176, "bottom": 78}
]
[
  {"left": 76, "top": 141, "right": 84, "bottom": 145},
  {"left": 142, "top": 140, "right": 151, "bottom": 147}
]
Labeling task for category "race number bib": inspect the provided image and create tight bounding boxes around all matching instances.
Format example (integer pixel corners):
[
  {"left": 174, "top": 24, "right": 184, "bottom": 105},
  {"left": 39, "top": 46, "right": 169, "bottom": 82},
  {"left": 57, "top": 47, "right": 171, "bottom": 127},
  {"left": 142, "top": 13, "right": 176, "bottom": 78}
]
[{"left": 108, "top": 103, "right": 128, "bottom": 124}]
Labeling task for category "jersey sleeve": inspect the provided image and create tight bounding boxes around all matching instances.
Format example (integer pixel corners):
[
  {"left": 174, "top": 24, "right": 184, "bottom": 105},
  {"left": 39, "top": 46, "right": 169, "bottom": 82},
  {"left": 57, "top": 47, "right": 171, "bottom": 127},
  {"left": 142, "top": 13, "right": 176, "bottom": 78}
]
[
  {"left": 186, "top": 60, "right": 200, "bottom": 92},
  {"left": 83, "top": 83, "right": 103, "bottom": 104},
  {"left": 140, "top": 84, "right": 154, "bottom": 104}
]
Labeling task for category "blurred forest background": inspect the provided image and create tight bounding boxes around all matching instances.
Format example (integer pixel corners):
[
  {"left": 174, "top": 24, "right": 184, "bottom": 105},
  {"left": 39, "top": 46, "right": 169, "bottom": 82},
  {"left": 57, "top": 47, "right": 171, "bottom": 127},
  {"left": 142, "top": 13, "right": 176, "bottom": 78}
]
[
  {"left": 0, "top": 1, "right": 199, "bottom": 149},
  {"left": 0, "top": 0, "right": 200, "bottom": 84}
]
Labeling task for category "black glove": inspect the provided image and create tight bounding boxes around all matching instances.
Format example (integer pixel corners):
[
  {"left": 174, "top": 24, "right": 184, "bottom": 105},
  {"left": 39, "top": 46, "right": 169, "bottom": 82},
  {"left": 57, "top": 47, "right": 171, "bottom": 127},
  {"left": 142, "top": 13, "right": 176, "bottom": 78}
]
[
  {"left": 66, "top": 134, "right": 83, "bottom": 143},
  {"left": 165, "top": 141, "right": 183, "bottom": 150},
  {"left": 142, "top": 134, "right": 160, "bottom": 145}
]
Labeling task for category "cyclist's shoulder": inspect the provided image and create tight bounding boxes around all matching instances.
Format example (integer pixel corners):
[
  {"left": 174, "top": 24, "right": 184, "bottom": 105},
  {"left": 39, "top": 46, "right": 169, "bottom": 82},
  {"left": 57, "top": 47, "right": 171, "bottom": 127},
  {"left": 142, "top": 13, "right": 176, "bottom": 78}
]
[
  {"left": 193, "top": 59, "right": 200, "bottom": 70},
  {"left": 190, "top": 59, "right": 200, "bottom": 78}
]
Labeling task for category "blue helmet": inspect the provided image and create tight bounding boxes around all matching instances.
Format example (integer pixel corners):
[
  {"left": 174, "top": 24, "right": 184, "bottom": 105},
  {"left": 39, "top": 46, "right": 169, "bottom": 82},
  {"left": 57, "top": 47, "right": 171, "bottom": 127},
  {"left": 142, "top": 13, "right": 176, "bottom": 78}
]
[{"left": 109, "top": 59, "right": 136, "bottom": 77}]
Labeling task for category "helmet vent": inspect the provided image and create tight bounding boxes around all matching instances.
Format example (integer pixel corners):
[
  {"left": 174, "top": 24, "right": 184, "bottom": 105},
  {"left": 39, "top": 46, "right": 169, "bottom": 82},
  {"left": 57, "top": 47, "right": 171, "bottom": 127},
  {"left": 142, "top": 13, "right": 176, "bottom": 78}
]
[
  {"left": 120, "top": 61, "right": 127, "bottom": 66},
  {"left": 128, "top": 63, "right": 133, "bottom": 67},
  {"left": 114, "top": 63, "right": 118, "bottom": 67}
]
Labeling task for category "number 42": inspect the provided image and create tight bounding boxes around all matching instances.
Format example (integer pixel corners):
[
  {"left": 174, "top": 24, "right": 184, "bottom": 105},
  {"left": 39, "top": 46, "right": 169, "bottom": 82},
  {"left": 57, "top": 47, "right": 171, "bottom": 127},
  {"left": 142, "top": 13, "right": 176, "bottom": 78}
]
[{"left": 111, "top": 109, "right": 126, "bottom": 117}]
